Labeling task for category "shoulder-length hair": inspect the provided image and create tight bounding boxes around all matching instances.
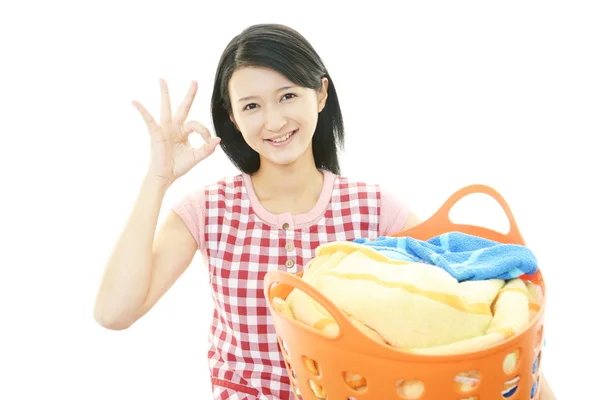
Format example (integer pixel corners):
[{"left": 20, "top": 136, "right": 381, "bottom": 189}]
[{"left": 210, "top": 24, "right": 344, "bottom": 175}]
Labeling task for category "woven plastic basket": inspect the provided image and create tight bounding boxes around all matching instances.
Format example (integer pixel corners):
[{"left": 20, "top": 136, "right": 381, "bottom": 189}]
[{"left": 265, "top": 184, "right": 545, "bottom": 399}]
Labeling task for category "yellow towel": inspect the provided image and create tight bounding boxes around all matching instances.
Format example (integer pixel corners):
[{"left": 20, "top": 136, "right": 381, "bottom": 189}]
[
  {"left": 279, "top": 241, "right": 540, "bottom": 354},
  {"left": 275, "top": 241, "right": 542, "bottom": 396}
]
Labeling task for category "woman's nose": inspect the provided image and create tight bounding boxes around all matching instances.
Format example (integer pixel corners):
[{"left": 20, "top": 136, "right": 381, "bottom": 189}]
[{"left": 263, "top": 106, "right": 287, "bottom": 132}]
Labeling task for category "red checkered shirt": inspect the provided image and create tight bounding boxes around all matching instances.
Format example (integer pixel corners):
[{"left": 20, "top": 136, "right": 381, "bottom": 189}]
[{"left": 173, "top": 170, "right": 406, "bottom": 399}]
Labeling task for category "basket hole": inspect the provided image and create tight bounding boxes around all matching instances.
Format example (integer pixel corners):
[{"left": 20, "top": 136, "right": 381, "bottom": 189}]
[
  {"left": 530, "top": 375, "right": 540, "bottom": 399},
  {"left": 290, "top": 366, "right": 297, "bottom": 381},
  {"left": 503, "top": 349, "right": 521, "bottom": 374},
  {"left": 532, "top": 351, "right": 541, "bottom": 375},
  {"left": 535, "top": 325, "right": 544, "bottom": 349},
  {"left": 502, "top": 376, "right": 520, "bottom": 398},
  {"left": 343, "top": 371, "right": 367, "bottom": 392},
  {"left": 309, "top": 380, "right": 327, "bottom": 399},
  {"left": 395, "top": 379, "right": 424, "bottom": 399},
  {"left": 280, "top": 338, "right": 290, "bottom": 358},
  {"left": 454, "top": 370, "right": 481, "bottom": 393},
  {"left": 302, "top": 356, "right": 321, "bottom": 376},
  {"left": 448, "top": 193, "right": 510, "bottom": 235}
]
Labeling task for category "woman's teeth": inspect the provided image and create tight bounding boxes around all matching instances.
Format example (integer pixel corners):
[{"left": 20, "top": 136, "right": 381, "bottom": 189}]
[{"left": 270, "top": 130, "right": 296, "bottom": 143}]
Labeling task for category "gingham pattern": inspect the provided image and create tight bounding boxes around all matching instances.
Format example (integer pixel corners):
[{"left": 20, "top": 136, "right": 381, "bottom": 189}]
[
  {"left": 212, "top": 386, "right": 255, "bottom": 400},
  {"left": 204, "top": 174, "right": 380, "bottom": 399}
]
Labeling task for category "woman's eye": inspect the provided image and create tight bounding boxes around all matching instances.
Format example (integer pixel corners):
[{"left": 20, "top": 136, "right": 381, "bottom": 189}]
[{"left": 243, "top": 94, "right": 295, "bottom": 111}]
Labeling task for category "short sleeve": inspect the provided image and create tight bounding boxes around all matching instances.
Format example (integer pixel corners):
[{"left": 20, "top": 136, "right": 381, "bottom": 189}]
[
  {"left": 379, "top": 187, "right": 410, "bottom": 236},
  {"left": 171, "top": 189, "right": 206, "bottom": 250}
]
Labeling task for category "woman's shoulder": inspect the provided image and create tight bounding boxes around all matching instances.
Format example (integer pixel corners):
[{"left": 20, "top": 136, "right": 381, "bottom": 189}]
[
  {"left": 174, "top": 174, "right": 246, "bottom": 204},
  {"left": 333, "top": 172, "right": 414, "bottom": 234},
  {"left": 173, "top": 173, "right": 244, "bottom": 207},
  {"left": 329, "top": 171, "right": 381, "bottom": 192},
  {"left": 203, "top": 173, "right": 245, "bottom": 191},
  {"left": 331, "top": 171, "right": 399, "bottom": 196}
]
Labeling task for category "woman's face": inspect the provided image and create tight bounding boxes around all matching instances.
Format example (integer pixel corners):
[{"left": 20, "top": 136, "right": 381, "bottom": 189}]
[{"left": 228, "top": 66, "right": 328, "bottom": 168}]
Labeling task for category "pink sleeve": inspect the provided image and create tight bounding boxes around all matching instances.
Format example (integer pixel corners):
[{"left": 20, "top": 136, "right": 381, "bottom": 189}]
[
  {"left": 379, "top": 187, "right": 410, "bottom": 236},
  {"left": 171, "top": 189, "right": 206, "bottom": 250}
]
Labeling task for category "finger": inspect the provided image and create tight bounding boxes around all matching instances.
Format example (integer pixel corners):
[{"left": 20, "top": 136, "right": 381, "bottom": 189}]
[
  {"left": 132, "top": 100, "right": 160, "bottom": 136},
  {"left": 192, "top": 137, "right": 221, "bottom": 163},
  {"left": 159, "top": 78, "right": 172, "bottom": 127},
  {"left": 173, "top": 80, "right": 198, "bottom": 124},
  {"left": 183, "top": 120, "right": 212, "bottom": 143}
]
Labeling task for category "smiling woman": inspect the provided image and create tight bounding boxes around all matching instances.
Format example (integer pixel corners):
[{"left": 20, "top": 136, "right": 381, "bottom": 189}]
[
  {"left": 92, "top": 22, "right": 554, "bottom": 400},
  {"left": 226, "top": 67, "right": 327, "bottom": 169},
  {"left": 210, "top": 24, "right": 345, "bottom": 179}
]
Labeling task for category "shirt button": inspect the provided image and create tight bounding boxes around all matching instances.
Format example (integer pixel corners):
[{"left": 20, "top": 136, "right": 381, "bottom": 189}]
[
  {"left": 285, "top": 243, "right": 294, "bottom": 252},
  {"left": 282, "top": 222, "right": 290, "bottom": 230},
  {"left": 285, "top": 259, "right": 295, "bottom": 268}
]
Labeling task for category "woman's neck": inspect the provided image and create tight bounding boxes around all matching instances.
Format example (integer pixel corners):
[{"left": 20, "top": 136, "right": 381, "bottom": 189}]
[{"left": 250, "top": 158, "right": 324, "bottom": 215}]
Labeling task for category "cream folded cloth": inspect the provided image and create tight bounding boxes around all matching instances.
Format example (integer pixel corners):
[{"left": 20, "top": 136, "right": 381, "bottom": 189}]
[{"left": 272, "top": 241, "right": 542, "bottom": 398}]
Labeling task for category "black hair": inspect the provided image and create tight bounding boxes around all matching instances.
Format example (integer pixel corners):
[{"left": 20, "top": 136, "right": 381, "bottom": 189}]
[{"left": 210, "top": 23, "right": 344, "bottom": 175}]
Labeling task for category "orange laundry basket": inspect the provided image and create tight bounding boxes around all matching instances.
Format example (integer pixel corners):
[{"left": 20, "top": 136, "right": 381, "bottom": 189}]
[{"left": 264, "top": 184, "right": 545, "bottom": 400}]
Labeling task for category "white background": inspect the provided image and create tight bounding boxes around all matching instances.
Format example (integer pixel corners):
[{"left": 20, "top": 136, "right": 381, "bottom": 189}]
[{"left": 1, "top": 1, "right": 598, "bottom": 398}]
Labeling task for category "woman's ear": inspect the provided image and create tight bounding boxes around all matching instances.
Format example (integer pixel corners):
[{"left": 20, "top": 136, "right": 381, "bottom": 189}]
[
  {"left": 229, "top": 113, "right": 240, "bottom": 131},
  {"left": 318, "top": 77, "right": 329, "bottom": 112}
]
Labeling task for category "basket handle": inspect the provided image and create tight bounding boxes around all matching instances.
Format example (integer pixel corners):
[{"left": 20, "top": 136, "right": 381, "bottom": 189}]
[
  {"left": 394, "top": 184, "right": 526, "bottom": 246},
  {"left": 264, "top": 270, "right": 362, "bottom": 342}
]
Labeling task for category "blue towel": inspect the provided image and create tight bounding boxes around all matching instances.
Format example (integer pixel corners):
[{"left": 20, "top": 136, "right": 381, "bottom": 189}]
[{"left": 353, "top": 232, "right": 538, "bottom": 282}]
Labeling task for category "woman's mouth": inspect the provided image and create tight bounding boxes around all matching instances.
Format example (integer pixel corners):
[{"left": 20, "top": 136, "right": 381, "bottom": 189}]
[{"left": 266, "top": 129, "right": 298, "bottom": 146}]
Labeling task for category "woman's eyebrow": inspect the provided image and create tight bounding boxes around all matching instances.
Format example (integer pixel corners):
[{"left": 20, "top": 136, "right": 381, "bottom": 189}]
[{"left": 237, "top": 86, "right": 296, "bottom": 102}]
